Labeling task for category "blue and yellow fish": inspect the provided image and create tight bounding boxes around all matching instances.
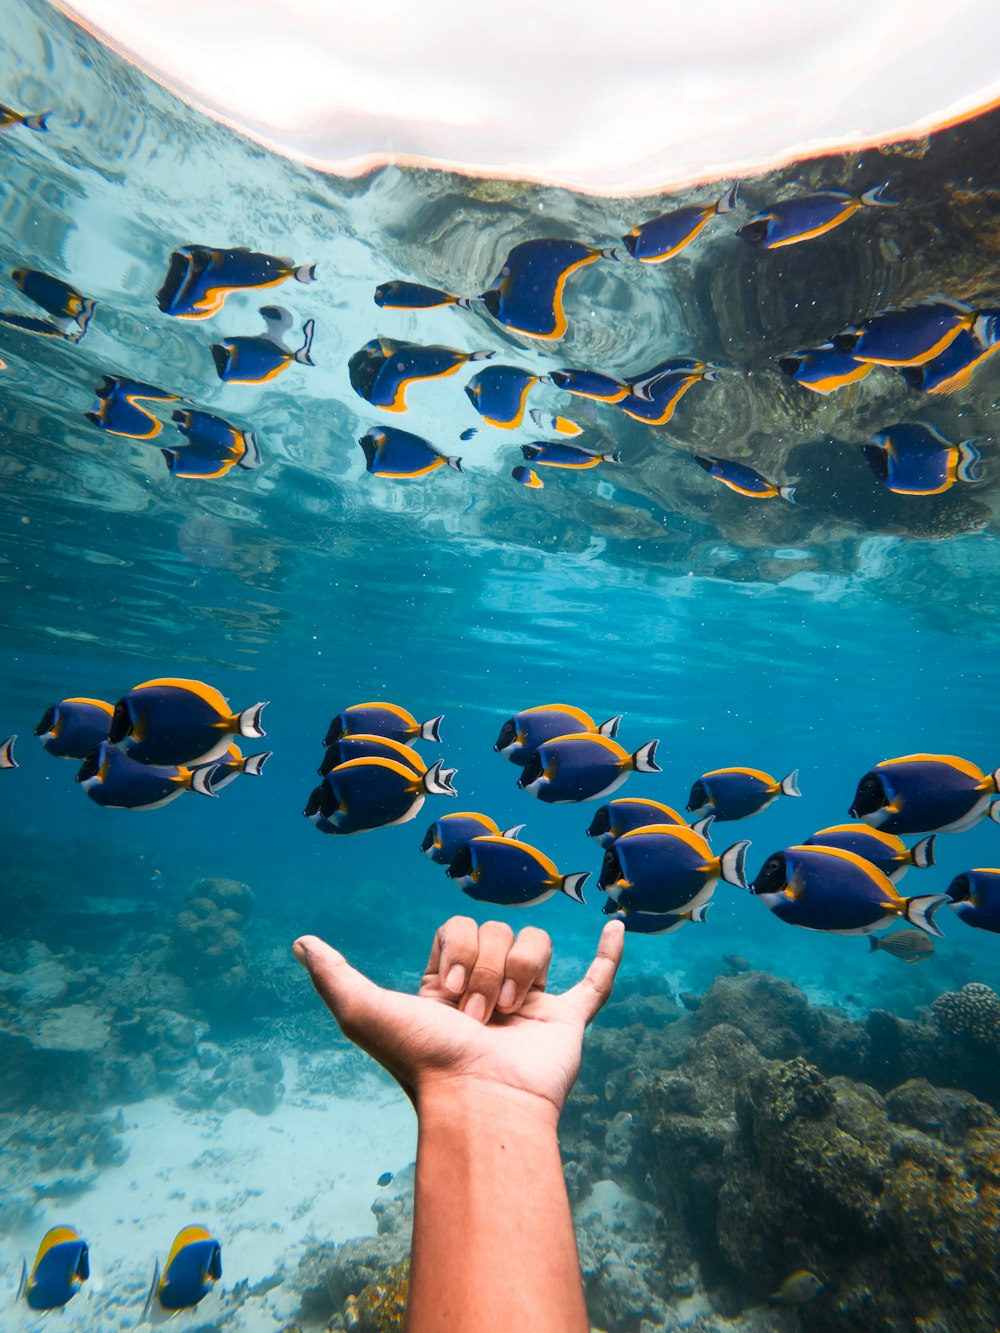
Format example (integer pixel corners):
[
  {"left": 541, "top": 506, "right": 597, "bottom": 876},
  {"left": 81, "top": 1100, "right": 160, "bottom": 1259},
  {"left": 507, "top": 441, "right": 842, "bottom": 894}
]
[
  {"left": 480, "top": 237, "right": 613, "bottom": 340},
  {"left": 619, "top": 360, "right": 717, "bottom": 425},
  {"left": 900, "top": 313, "right": 1000, "bottom": 393},
  {"left": 350, "top": 337, "right": 493, "bottom": 412},
  {"left": 693, "top": 455, "right": 795, "bottom": 501},
  {"left": 447, "top": 834, "right": 588, "bottom": 906},
  {"left": 512, "top": 465, "right": 543, "bottom": 488},
  {"left": 804, "top": 823, "right": 935, "bottom": 884},
  {"left": 325, "top": 702, "right": 443, "bottom": 747},
  {"left": 157, "top": 245, "right": 315, "bottom": 319},
  {"left": 863, "top": 423, "right": 981, "bottom": 496},
  {"left": 586, "top": 796, "right": 690, "bottom": 847},
  {"left": 519, "top": 732, "right": 660, "bottom": 803},
  {"left": 542, "top": 368, "right": 629, "bottom": 403},
  {"left": 305, "top": 755, "right": 457, "bottom": 835},
  {"left": 11, "top": 268, "right": 96, "bottom": 334},
  {"left": 778, "top": 344, "right": 873, "bottom": 393},
  {"left": 192, "top": 742, "right": 270, "bottom": 791},
  {"left": 374, "top": 280, "right": 471, "bottom": 311},
  {"left": 18, "top": 1227, "right": 89, "bottom": 1311},
  {"left": 0, "top": 102, "right": 49, "bottom": 132},
  {"left": 529, "top": 408, "right": 583, "bottom": 437},
  {"left": 465, "top": 364, "right": 540, "bottom": 428},
  {"left": 1, "top": 734, "right": 18, "bottom": 768},
  {"left": 359, "top": 426, "right": 463, "bottom": 479},
  {"left": 319, "top": 733, "right": 424, "bottom": 778},
  {"left": 603, "top": 902, "right": 711, "bottom": 934},
  {"left": 751, "top": 844, "right": 949, "bottom": 936},
  {"left": 35, "top": 697, "right": 113, "bottom": 759},
  {"left": 850, "top": 753, "right": 1000, "bottom": 835},
  {"left": 77, "top": 740, "right": 218, "bottom": 809},
  {"left": 834, "top": 300, "right": 979, "bottom": 367},
  {"left": 86, "top": 376, "right": 177, "bottom": 440},
  {"left": 0, "top": 310, "right": 86, "bottom": 341},
  {"left": 212, "top": 305, "right": 315, "bottom": 383},
  {"left": 109, "top": 677, "right": 268, "bottom": 767},
  {"left": 737, "top": 183, "right": 895, "bottom": 249},
  {"left": 494, "top": 703, "right": 622, "bottom": 766},
  {"left": 421, "top": 811, "right": 525, "bottom": 866},
  {"left": 623, "top": 184, "right": 738, "bottom": 263},
  {"left": 142, "top": 1226, "right": 222, "bottom": 1319},
  {"left": 162, "top": 408, "right": 262, "bottom": 479},
  {"left": 600, "top": 823, "right": 749, "bottom": 914},
  {"left": 521, "top": 441, "right": 622, "bottom": 470},
  {"left": 687, "top": 767, "right": 801, "bottom": 821},
  {"left": 947, "top": 868, "right": 1000, "bottom": 935}
]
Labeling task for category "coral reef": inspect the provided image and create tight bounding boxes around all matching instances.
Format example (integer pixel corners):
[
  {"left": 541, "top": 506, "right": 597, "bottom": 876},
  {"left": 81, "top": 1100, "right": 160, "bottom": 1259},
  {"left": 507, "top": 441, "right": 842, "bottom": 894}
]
[
  {"left": 168, "top": 877, "right": 254, "bottom": 1014},
  {"left": 932, "top": 980, "right": 1000, "bottom": 1052}
]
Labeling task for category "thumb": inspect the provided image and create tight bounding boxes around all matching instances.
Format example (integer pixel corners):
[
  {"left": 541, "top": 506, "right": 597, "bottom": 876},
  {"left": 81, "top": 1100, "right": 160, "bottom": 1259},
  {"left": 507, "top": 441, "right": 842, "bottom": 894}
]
[
  {"left": 293, "top": 934, "right": 384, "bottom": 1042},
  {"left": 561, "top": 919, "right": 625, "bottom": 1026}
]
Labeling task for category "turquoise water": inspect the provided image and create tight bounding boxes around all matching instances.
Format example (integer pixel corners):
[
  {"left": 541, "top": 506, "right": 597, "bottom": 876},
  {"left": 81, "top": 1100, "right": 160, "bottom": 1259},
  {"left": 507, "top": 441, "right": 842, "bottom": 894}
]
[{"left": 3, "top": 0, "right": 1000, "bottom": 1328}]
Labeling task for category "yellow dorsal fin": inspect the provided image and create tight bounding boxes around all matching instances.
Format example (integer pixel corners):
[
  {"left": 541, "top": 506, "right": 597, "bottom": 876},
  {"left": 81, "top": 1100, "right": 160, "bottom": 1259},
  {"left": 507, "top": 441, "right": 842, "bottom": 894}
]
[
  {"left": 349, "top": 701, "right": 418, "bottom": 727},
  {"left": 703, "top": 765, "right": 777, "bottom": 787},
  {"left": 33, "top": 1227, "right": 81, "bottom": 1274},
  {"left": 475, "top": 835, "right": 560, "bottom": 884},
  {"left": 620, "top": 822, "right": 710, "bottom": 855},
  {"left": 132, "top": 678, "right": 230, "bottom": 717},
  {"left": 164, "top": 1226, "right": 212, "bottom": 1275},
  {"left": 64, "top": 697, "right": 115, "bottom": 715},
  {"left": 347, "top": 734, "right": 425, "bottom": 771},
  {"left": 792, "top": 844, "right": 902, "bottom": 901},
  {"left": 521, "top": 703, "right": 597, "bottom": 728}
]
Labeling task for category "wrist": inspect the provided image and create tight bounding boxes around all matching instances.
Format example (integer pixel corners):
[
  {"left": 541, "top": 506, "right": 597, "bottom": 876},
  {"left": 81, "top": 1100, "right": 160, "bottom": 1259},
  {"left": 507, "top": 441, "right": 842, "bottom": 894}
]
[{"left": 415, "top": 1073, "right": 562, "bottom": 1136}]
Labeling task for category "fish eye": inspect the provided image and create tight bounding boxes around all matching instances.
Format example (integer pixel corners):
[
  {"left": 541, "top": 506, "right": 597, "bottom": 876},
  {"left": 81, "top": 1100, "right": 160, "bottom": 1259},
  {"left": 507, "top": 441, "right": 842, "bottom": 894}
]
[
  {"left": 449, "top": 844, "right": 473, "bottom": 878},
  {"left": 588, "top": 807, "right": 610, "bottom": 837},
  {"left": 420, "top": 825, "right": 436, "bottom": 852},
  {"left": 851, "top": 774, "right": 884, "bottom": 816},
  {"left": 599, "top": 846, "right": 623, "bottom": 887},
  {"left": 34, "top": 705, "right": 55, "bottom": 735},
  {"left": 754, "top": 854, "right": 787, "bottom": 894},
  {"left": 494, "top": 719, "right": 516, "bottom": 751},
  {"left": 77, "top": 747, "right": 100, "bottom": 782},
  {"left": 947, "top": 874, "right": 972, "bottom": 903},
  {"left": 520, "top": 750, "right": 543, "bottom": 784},
  {"left": 687, "top": 781, "right": 708, "bottom": 810}
]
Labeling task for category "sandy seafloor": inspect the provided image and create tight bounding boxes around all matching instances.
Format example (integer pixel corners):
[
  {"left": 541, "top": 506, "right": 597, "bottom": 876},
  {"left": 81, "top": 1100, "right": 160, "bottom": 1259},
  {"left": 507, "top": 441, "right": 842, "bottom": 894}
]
[{"left": 1, "top": 1059, "right": 416, "bottom": 1330}]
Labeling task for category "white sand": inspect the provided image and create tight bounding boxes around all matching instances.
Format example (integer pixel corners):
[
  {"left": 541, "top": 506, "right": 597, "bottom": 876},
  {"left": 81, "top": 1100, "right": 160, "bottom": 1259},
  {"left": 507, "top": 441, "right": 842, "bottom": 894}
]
[{"left": 2, "top": 1054, "right": 416, "bottom": 1330}]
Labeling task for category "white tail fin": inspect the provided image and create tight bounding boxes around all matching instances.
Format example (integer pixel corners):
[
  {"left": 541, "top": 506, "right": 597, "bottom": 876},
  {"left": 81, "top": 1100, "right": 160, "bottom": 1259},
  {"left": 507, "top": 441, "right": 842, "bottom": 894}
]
[
  {"left": 717, "top": 182, "right": 739, "bottom": 214},
  {"left": 446, "top": 456, "right": 464, "bottom": 472},
  {"left": 910, "top": 834, "right": 936, "bottom": 869},
  {"left": 470, "top": 350, "right": 496, "bottom": 361},
  {"left": 295, "top": 318, "right": 316, "bottom": 365},
  {"left": 903, "top": 893, "right": 950, "bottom": 937},
  {"left": 190, "top": 767, "right": 221, "bottom": 797},
  {"left": 631, "top": 740, "right": 661, "bottom": 773},
  {"left": 690, "top": 815, "right": 715, "bottom": 842},
  {"left": 420, "top": 715, "right": 444, "bottom": 742},
  {"left": 241, "top": 751, "right": 271, "bottom": 777},
  {"left": 689, "top": 902, "right": 712, "bottom": 923},
  {"left": 560, "top": 872, "right": 589, "bottom": 904},
  {"left": 597, "top": 715, "right": 623, "bottom": 738},
  {"left": 602, "top": 452, "right": 623, "bottom": 464},
  {"left": 501, "top": 824, "right": 525, "bottom": 839},
  {"left": 239, "top": 432, "right": 263, "bottom": 470},
  {"left": 861, "top": 181, "right": 897, "bottom": 206},
  {"left": 237, "top": 702, "right": 268, "bottom": 738},
  {"left": 719, "top": 840, "right": 751, "bottom": 889},
  {"left": 295, "top": 263, "right": 317, "bottom": 284},
  {"left": 23, "top": 112, "right": 51, "bottom": 132},
  {"left": 423, "top": 759, "right": 458, "bottom": 796},
  {"left": 0, "top": 735, "right": 16, "bottom": 768},
  {"left": 957, "top": 441, "right": 983, "bottom": 484},
  {"left": 779, "top": 770, "right": 802, "bottom": 798},
  {"left": 140, "top": 1259, "right": 161, "bottom": 1322}
]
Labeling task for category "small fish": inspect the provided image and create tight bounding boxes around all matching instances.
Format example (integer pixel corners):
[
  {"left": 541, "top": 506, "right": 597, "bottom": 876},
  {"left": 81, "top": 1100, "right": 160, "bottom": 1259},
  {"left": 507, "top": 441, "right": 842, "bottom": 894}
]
[
  {"left": 738, "top": 182, "right": 895, "bottom": 249},
  {"left": 460, "top": 427, "right": 478, "bottom": 441},
  {"left": 0, "top": 735, "right": 16, "bottom": 768},
  {"left": 778, "top": 344, "right": 873, "bottom": 393},
  {"left": 142, "top": 1226, "right": 222, "bottom": 1318},
  {"left": 868, "top": 929, "right": 935, "bottom": 963},
  {"left": 0, "top": 102, "right": 50, "bottom": 132},
  {"left": 349, "top": 336, "right": 493, "bottom": 411},
  {"left": 900, "top": 313, "right": 1000, "bottom": 393},
  {"left": 804, "top": 823, "right": 935, "bottom": 883},
  {"left": 11, "top": 268, "right": 96, "bottom": 333},
  {"left": 834, "top": 299, "right": 978, "bottom": 367},
  {"left": 359, "top": 426, "right": 463, "bottom": 479},
  {"left": 687, "top": 767, "right": 801, "bottom": 821},
  {"left": 192, "top": 743, "right": 270, "bottom": 791},
  {"left": 109, "top": 677, "right": 267, "bottom": 767},
  {"left": 157, "top": 245, "right": 315, "bottom": 319},
  {"left": 377, "top": 1171, "right": 395, "bottom": 1187},
  {"left": 600, "top": 824, "right": 749, "bottom": 914},
  {"left": 604, "top": 1080, "right": 617, "bottom": 1101},
  {"left": 421, "top": 811, "right": 525, "bottom": 866},
  {"left": 0, "top": 310, "right": 85, "bottom": 340},
  {"left": 528, "top": 408, "right": 583, "bottom": 437},
  {"left": 304, "top": 756, "right": 457, "bottom": 835},
  {"left": 769, "top": 1270, "right": 825, "bottom": 1305},
  {"left": 77, "top": 740, "right": 218, "bottom": 810},
  {"left": 542, "top": 368, "right": 628, "bottom": 403},
  {"left": 623, "top": 183, "right": 738, "bottom": 263},
  {"left": 480, "top": 237, "right": 613, "bottom": 340},
  {"left": 863, "top": 423, "right": 981, "bottom": 496},
  {"left": 325, "top": 702, "right": 443, "bottom": 747},
  {"left": 18, "top": 1227, "right": 89, "bottom": 1311},
  {"left": 446, "top": 834, "right": 588, "bottom": 907},
  {"left": 521, "top": 441, "right": 622, "bottom": 470},
  {"left": 604, "top": 902, "right": 712, "bottom": 934},
  {"left": 693, "top": 456, "right": 795, "bottom": 502},
  {"left": 86, "top": 376, "right": 177, "bottom": 440},
  {"left": 849, "top": 753, "right": 1000, "bottom": 835},
  {"left": 619, "top": 361, "right": 718, "bottom": 425},
  {"left": 494, "top": 703, "right": 622, "bottom": 766},
  {"left": 751, "top": 845, "right": 949, "bottom": 936},
  {"left": 947, "top": 868, "right": 1000, "bottom": 935},
  {"left": 512, "top": 465, "right": 543, "bottom": 488},
  {"left": 465, "top": 364, "right": 540, "bottom": 428},
  {"left": 375, "top": 280, "right": 471, "bottom": 311},
  {"left": 163, "top": 408, "right": 262, "bottom": 478},
  {"left": 586, "top": 796, "right": 690, "bottom": 847},
  {"left": 211, "top": 305, "right": 315, "bottom": 383},
  {"left": 35, "top": 697, "right": 113, "bottom": 759},
  {"left": 518, "top": 733, "right": 661, "bottom": 804},
  {"left": 319, "top": 733, "right": 425, "bottom": 778}
]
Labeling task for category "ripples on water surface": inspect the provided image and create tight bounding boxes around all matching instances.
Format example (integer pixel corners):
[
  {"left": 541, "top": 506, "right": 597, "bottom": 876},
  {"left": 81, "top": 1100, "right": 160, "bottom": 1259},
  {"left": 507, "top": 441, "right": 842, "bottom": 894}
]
[{"left": 3, "top": 0, "right": 1000, "bottom": 1328}]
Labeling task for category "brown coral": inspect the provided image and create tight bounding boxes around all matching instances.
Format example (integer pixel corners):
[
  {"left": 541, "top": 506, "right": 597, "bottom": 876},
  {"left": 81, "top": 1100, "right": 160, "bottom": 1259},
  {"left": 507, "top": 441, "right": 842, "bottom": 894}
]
[{"left": 932, "top": 982, "right": 1000, "bottom": 1052}]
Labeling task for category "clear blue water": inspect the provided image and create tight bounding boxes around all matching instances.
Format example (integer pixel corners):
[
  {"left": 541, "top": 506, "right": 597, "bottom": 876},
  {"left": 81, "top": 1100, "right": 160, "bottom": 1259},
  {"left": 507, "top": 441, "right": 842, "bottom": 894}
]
[{"left": 3, "top": 0, "right": 1000, "bottom": 1327}]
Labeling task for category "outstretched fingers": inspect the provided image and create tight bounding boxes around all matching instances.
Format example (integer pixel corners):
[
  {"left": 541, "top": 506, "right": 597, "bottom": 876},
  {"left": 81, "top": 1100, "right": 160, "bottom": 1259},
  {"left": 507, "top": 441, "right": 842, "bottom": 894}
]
[
  {"left": 496, "top": 926, "right": 552, "bottom": 1014},
  {"left": 561, "top": 919, "right": 625, "bottom": 1026},
  {"left": 425, "top": 915, "right": 481, "bottom": 997},
  {"left": 292, "top": 934, "right": 384, "bottom": 1045}
]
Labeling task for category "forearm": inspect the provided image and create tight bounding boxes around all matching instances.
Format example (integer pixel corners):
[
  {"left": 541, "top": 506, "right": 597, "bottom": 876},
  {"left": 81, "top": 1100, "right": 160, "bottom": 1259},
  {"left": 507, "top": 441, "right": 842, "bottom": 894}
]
[{"left": 407, "top": 1080, "right": 588, "bottom": 1333}]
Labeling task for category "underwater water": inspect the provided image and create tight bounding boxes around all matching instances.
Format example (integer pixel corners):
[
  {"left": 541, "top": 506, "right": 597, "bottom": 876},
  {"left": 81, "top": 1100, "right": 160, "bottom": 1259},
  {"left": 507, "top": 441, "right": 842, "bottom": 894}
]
[{"left": 3, "top": 0, "right": 1000, "bottom": 1328}]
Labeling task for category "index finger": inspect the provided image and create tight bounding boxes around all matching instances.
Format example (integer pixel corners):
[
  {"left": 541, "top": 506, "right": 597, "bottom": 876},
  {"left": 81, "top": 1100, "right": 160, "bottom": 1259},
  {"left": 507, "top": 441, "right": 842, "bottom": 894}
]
[
  {"left": 425, "top": 915, "right": 480, "bottom": 996},
  {"left": 561, "top": 919, "right": 625, "bottom": 1025}
]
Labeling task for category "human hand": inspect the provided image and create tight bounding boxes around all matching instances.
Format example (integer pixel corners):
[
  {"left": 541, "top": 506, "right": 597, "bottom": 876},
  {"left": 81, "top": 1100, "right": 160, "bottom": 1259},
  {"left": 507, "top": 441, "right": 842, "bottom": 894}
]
[{"left": 292, "top": 916, "right": 624, "bottom": 1119}]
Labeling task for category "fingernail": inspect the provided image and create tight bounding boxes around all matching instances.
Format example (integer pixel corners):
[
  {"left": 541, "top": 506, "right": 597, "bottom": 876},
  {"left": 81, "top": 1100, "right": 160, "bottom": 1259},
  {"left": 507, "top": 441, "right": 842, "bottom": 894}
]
[
  {"left": 465, "top": 992, "right": 487, "bottom": 1023},
  {"left": 445, "top": 964, "right": 466, "bottom": 994},
  {"left": 292, "top": 940, "right": 310, "bottom": 968},
  {"left": 498, "top": 979, "right": 517, "bottom": 1009}
]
